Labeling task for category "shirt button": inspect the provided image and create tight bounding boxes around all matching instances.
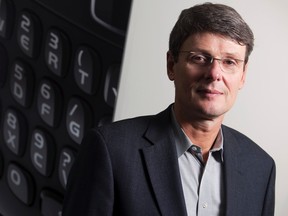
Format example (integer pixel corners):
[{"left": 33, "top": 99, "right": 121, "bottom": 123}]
[{"left": 202, "top": 202, "right": 208, "bottom": 208}]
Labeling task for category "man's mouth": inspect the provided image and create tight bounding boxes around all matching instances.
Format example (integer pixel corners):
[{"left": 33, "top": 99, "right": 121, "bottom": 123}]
[
  {"left": 196, "top": 88, "right": 223, "bottom": 96},
  {"left": 197, "top": 89, "right": 222, "bottom": 94}
]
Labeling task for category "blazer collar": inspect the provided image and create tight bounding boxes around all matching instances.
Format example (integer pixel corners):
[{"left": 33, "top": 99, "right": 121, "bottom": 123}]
[
  {"left": 142, "top": 106, "right": 187, "bottom": 216},
  {"left": 222, "top": 126, "right": 246, "bottom": 216},
  {"left": 140, "top": 107, "right": 246, "bottom": 216}
]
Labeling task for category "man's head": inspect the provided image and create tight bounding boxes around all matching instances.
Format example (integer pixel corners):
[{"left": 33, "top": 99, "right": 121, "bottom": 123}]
[
  {"left": 167, "top": 3, "right": 254, "bottom": 122},
  {"left": 169, "top": 3, "right": 254, "bottom": 63}
]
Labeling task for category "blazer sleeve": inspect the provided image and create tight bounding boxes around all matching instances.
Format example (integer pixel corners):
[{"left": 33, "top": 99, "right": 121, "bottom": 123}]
[
  {"left": 62, "top": 129, "right": 114, "bottom": 216},
  {"left": 262, "top": 159, "right": 276, "bottom": 216}
]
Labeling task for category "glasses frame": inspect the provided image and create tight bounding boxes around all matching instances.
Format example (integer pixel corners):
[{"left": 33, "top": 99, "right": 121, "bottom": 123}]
[{"left": 178, "top": 51, "right": 245, "bottom": 73}]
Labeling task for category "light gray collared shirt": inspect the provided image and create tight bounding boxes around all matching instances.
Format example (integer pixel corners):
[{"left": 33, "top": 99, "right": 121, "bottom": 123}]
[{"left": 171, "top": 109, "right": 225, "bottom": 216}]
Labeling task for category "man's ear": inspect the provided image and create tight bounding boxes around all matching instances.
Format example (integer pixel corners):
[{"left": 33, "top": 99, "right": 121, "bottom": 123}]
[{"left": 167, "top": 51, "right": 176, "bottom": 81}]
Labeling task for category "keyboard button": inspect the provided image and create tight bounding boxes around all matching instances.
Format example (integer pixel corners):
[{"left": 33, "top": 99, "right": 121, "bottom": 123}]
[
  {"left": 3, "top": 108, "right": 27, "bottom": 156},
  {"left": 40, "top": 190, "right": 63, "bottom": 216},
  {"left": 0, "top": 0, "right": 14, "bottom": 39},
  {"left": 37, "top": 79, "right": 62, "bottom": 127},
  {"left": 0, "top": 44, "right": 8, "bottom": 87},
  {"left": 44, "top": 28, "right": 70, "bottom": 77},
  {"left": 66, "top": 97, "right": 92, "bottom": 144},
  {"left": 16, "top": 11, "right": 41, "bottom": 58},
  {"left": 58, "top": 148, "right": 75, "bottom": 189},
  {"left": 10, "top": 60, "right": 34, "bottom": 107},
  {"left": 30, "top": 128, "right": 55, "bottom": 176},
  {"left": 104, "top": 64, "right": 120, "bottom": 108},
  {"left": 74, "top": 46, "right": 100, "bottom": 94},
  {"left": 7, "top": 163, "right": 34, "bottom": 205}
]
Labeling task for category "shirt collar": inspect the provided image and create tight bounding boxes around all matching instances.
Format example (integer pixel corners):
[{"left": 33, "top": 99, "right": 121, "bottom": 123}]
[{"left": 171, "top": 107, "right": 224, "bottom": 161}]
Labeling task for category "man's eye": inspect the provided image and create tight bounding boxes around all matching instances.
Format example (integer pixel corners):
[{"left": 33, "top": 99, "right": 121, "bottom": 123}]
[
  {"left": 223, "top": 58, "right": 237, "bottom": 66},
  {"left": 189, "top": 54, "right": 209, "bottom": 64}
]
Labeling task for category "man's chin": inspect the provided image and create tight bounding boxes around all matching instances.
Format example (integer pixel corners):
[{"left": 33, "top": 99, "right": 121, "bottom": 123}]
[{"left": 196, "top": 107, "right": 227, "bottom": 121}]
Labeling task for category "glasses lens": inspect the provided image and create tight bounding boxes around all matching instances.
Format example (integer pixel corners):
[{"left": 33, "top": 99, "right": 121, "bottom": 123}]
[{"left": 219, "top": 58, "right": 240, "bottom": 73}]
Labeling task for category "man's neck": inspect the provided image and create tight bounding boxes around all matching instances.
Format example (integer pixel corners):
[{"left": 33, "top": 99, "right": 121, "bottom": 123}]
[
  {"left": 181, "top": 121, "right": 221, "bottom": 153},
  {"left": 173, "top": 105, "right": 223, "bottom": 159}
]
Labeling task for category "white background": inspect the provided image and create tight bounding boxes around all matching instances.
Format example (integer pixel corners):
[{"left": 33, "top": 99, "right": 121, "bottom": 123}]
[{"left": 115, "top": 0, "right": 288, "bottom": 215}]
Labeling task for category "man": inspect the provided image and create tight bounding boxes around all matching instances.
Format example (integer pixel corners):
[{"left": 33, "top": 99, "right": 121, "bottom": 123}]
[{"left": 63, "top": 3, "right": 275, "bottom": 216}]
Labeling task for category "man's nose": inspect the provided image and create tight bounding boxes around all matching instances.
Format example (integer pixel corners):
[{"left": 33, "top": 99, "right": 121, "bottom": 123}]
[{"left": 204, "top": 59, "right": 223, "bottom": 81}]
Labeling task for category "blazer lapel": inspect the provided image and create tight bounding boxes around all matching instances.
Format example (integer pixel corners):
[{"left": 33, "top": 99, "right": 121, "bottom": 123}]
[
  {"left": 142, "top": 108, "right": 187, "bottom": 216},
  {"left": 222, "top": 126, "right": 246, "bottom": 216}
]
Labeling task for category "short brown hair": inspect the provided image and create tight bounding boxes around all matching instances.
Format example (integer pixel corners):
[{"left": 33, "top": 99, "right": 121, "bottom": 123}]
[{"left": 169, "top": 3, "right": 254, "bottom": 63}]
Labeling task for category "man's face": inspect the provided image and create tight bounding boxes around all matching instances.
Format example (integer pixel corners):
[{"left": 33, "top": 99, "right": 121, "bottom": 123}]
[{"left": 167, "top": 32, "right": 248, "bottom": 121}]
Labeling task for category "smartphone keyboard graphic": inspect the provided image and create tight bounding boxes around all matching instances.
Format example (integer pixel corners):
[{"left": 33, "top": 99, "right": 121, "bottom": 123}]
[{"left": 0, "top": 0, "right": 131, "bottom": 215}]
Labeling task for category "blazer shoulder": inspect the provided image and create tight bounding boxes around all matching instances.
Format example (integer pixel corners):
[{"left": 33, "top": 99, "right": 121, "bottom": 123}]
[
  {"left": 222, "top": 125, "right": 275, "bottom": 164},
  {"left": 97, "top": 115, "right": 155, "bottom": 135},
  {"left": 97, "top": 106, "right": 172, "bottom": 137}
]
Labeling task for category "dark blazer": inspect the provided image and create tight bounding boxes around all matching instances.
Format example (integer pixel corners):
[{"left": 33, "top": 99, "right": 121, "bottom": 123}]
[{"left": 63, "top": 106, "right": 275, "bottom": 216}]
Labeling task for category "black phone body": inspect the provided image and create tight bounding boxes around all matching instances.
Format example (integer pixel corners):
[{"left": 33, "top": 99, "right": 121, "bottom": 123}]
[{"left": 0, "top": 0, "right": 132, "bottom": 215}]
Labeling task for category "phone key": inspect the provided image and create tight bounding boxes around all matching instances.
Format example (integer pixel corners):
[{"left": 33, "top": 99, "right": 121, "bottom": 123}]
[
  {"left": 58, "top": 148, "right": 75, "bottom": 189},
  {"left": 40, "top": 190, "right": 63, "bottom": 216},
  {"left": 66, "top": 97, "right": 92, "bottom": 144},
  {"left": 104, "top": 64, "right": 120, "bottom": 108},
  {"left": 45, "top": 28, "right": 70, "bottom": 77},
  {"left": 37, "top": 79, "right": 62, "bottom": 127},
  {"left": 7, "top": 163, "right": 35, "bottom": 205},
  {"left": 30, "top": 128, "right": 55, "bottom": 176},
  {"left": 74, "top": 46, "right": 100, "bottom": 94},
  {"left": 16, "top": 11, "right": 41, "bottom": 58},
  {"left": 3, "top": 108, "right": 27, "bottom": 156},
  {"left": 10, "top": 60, "right": 34, "bottom": 107}
]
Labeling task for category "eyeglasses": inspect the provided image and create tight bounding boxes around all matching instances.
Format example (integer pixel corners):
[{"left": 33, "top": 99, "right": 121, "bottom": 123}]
[{"left": 179, "top": 51, "right": 245, "bottom": 73}]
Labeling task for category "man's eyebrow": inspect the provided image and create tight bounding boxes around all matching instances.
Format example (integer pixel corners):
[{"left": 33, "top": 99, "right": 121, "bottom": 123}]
[{"left": 192, "top": 48, "right": 243, "bottom": 58}]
